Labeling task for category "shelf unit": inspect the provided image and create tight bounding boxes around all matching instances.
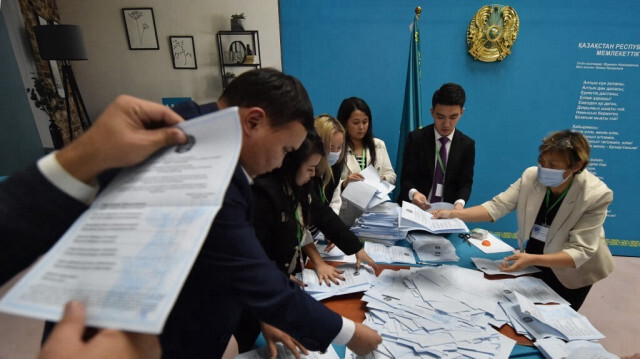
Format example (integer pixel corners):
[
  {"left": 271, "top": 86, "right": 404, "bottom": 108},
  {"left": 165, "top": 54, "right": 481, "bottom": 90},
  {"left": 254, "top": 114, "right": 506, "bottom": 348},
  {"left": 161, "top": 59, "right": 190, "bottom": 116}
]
[{"left": 216, "top": 30, "right": 261, "bottom": 88}]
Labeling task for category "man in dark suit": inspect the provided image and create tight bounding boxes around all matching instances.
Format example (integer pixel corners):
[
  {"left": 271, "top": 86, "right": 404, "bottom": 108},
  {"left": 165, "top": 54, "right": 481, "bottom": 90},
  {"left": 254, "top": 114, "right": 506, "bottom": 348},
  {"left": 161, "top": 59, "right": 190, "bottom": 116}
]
[
  {"left": 399, "top": 83, "right": 475, "bottom": 210},
  {"left": 1, "top": 95, "right": 188, "bottom": 359},
  {"left": 159, "top": 69, "right": 381, "bottom": 358}
]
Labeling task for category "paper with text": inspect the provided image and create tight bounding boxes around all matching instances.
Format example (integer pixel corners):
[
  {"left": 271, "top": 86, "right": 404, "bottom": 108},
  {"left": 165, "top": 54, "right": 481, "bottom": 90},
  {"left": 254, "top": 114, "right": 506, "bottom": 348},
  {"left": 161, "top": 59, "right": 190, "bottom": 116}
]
[{"left": 0, "top": 108, "right": 242, "bottom": 333}]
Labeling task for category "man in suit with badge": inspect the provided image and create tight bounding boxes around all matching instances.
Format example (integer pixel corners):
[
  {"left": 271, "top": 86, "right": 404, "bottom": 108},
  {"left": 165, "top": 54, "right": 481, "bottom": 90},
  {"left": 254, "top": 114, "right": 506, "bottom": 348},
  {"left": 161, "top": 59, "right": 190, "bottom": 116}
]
[{"left": 398, "top": 83, "right": 475, "bottom": 210}]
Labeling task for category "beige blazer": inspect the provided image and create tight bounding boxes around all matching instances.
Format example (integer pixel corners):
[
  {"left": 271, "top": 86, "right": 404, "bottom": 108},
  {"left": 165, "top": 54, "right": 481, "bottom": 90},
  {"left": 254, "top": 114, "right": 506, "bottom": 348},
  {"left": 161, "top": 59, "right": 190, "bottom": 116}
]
[
  {"left": 341, "top": 138, "right": 396, "bottom": 184},
  {"left": 481, "top": 166, "right": 614, "bottom": 289}
]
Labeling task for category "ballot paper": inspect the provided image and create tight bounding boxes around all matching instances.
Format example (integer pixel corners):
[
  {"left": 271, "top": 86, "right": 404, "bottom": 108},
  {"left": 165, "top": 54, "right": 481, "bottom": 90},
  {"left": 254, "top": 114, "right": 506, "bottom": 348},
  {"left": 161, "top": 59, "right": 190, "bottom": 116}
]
[
  {"left": 341, "top": 165, "right": 394, "bottom": 210},
  {"left": 316, "top": 243, "right": 357, "bottom": 264},
  {"left": 471, "top": 257, "right": 541, "bottom": 276},
  {"left": 235, "top": 342, "right": 339, "bottom": 359},
  {"left": 535, "top": 337, "right": 618, "bottom": 359},
  {"left": 364, "top": 241, "right": 416, "bottom": 264},
  {"left": 400, "top": 201, "right": 469, "bottom": 234},
  {"left": 297, "top": 264, "right": 375, "bottom": 301},
  {"left": 408, "top": 232, "right": 459, "bottom": 263},
  {"left": 467, "top": 230, "right": 515, "bottom": 254},
  {"left": 0, "top": 108, "right": 242, "bottom": 333}
]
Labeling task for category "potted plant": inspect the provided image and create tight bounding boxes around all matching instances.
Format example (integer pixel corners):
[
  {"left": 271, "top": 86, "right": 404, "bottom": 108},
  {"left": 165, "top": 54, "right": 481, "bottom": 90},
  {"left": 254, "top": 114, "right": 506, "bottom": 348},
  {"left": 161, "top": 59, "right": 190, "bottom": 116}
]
[
  {"left": 26, "top": 77, "right": 65, "bottom": 149},
  {"left": 230, "top": 13, "right": 245, "bottom": 31},
  {"left": 223, "top": 72, "right": 237, "bottom": 87}
]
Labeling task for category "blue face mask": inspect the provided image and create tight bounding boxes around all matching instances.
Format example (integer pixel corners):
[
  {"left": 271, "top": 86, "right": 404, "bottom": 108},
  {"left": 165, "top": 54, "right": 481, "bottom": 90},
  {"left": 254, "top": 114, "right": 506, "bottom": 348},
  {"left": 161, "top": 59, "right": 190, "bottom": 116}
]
[
  {"left": 327, "top": 151, "right": 341, "bottom": 166},
  {"left": 537, "top": 164, "right": 570, "bottom": 187}
]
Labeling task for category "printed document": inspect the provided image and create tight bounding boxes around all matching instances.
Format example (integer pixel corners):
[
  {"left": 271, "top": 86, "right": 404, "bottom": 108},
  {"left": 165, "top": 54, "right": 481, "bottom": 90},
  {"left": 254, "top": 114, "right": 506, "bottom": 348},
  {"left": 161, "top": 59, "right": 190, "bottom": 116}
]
[
  {"left": 400, "top": 201, "right": 469, "bottom": 233},
  {"left": 0, "top": 108, "right": 242, "bottom": 333}
]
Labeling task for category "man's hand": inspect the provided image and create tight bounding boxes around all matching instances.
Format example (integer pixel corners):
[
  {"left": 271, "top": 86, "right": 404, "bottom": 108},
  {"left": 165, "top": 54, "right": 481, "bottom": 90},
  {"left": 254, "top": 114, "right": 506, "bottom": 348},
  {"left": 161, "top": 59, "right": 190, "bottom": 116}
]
[
  {"left": 355, "top": 249, "right": 380, "bottom": 273},
  {"left": 454, "top": 202, "right": 464, "bottom": 210},
  {"left": 57, "top": 95, "right": 188, "bottom": 184},
  {"left": 346, "top": 322, "right": 382, "bottom": 356},
  {"left": 411, "top": 192, "right": 431, "bottom": 210},
  {"left": 39, "top": 301, "right": 160, "bottom": 359},
  {"left": 261, "top": 322, "right": 308, "bottom": 359}
]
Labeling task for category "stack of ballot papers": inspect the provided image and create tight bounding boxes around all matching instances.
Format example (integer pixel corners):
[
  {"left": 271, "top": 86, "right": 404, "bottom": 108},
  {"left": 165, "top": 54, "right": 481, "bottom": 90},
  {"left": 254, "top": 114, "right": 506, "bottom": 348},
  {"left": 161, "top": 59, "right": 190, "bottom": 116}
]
[
  {"left": 407, "top": 232, "right": 460, "bottom": 263},
  {"left": 296, "top": 264, "right": 376, "bottom": 301},
  {"left": 341, "top": 165, "right": 394, "bottom": 210},
  {"left": 471, "top": 257, "right": 541, "bottom": 276},
  {"left": 351, "top": 202, "right": 408, "bottom": 245},
  {"left": 363, "top": 242, "right": 416, "bottom": 264},
  {"left": 400, "top": 201, "right": 469, "bottom": 234},
  {"left": 235, "top": 342, "right": 340, "bottom": 359},
  {"left": 342, "top": 265, "right": 605, "bottom": 359}
]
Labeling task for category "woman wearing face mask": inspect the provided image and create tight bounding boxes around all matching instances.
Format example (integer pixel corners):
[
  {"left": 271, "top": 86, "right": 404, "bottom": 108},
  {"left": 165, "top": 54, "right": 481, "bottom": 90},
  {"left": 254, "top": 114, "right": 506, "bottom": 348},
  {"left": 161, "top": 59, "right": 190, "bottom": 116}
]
[
  {"left": 311, "top": 115, "right": 378, "bottom": 267},
  {"left": 432, "top": 130, "right": 614, "bottom": 309}
]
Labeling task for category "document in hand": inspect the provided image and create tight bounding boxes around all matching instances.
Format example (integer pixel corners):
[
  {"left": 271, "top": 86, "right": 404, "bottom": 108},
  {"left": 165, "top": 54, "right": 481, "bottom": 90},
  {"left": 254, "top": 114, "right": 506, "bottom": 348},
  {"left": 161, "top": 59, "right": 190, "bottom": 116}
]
[
  {"left": 0, "top": 108, "right": 242, "bottom": 333},
  {"left": 471, "top": 257, "right": 540, "bottom": 276},
  {"left": 341, "top": 165, "right": 394, "bottom": 210},
  {"left": 399, "top": 201, "right": 469, "bottom": 234},
  {"left": 297, "top": 264, "right": 375, "bottom": 301}
]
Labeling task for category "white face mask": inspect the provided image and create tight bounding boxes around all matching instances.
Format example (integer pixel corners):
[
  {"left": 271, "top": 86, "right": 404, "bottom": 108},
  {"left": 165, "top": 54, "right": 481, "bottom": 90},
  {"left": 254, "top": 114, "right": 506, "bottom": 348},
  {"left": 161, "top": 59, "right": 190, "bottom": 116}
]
[
  {"left": 537, "top": 164, "right": 570, "bottom": 187},
  {"left": 327, "top": 151, "right": 341, "bottom": 166}
]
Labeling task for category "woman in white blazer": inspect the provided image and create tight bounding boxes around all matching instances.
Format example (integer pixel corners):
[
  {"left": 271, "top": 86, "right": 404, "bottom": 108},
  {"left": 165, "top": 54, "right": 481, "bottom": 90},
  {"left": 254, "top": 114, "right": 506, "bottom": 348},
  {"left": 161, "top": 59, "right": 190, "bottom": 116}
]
[
  {"left": 433, "top": 130, "right": 614, "bottom": 309},
  {"left": 333, "top": 97, "right": 396, "bottom": 224}
]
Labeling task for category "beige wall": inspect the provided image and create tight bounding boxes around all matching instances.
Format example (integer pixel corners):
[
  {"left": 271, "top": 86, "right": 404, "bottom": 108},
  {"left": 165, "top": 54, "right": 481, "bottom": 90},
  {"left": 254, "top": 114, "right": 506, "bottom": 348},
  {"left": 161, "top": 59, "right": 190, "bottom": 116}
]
[{"left": 56, "top": 0, "right": 281, "bottom": 119}]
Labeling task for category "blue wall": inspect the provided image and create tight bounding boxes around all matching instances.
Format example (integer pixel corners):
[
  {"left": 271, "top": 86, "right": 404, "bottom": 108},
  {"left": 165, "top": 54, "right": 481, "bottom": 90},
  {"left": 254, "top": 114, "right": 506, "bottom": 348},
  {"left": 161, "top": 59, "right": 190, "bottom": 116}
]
[
  {"left": 0, "top": 12, "right": 44, "bottom": 175},
  {"left": 280, "top": 0, "right": 640, "bottom": 256}
]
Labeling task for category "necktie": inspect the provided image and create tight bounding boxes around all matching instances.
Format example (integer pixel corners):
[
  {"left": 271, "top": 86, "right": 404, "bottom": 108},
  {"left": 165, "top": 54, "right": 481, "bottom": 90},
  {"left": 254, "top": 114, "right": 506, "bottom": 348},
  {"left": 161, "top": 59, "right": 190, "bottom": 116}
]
[{"left": 431, "top": 136, "right": 449, "bottom": 203}]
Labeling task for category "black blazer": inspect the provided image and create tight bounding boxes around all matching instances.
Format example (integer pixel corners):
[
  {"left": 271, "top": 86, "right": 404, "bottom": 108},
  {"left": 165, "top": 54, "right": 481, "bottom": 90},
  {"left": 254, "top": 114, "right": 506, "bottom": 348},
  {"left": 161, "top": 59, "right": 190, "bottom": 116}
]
[
  {"left": 398, "top": 124, "right": 475, "bottom": 204},
  {"left": 252, "top": 174, "right": 362, "bottom": 274},
  {"left": 160, "top": 165, "right": 342, "bottom": 358},
  {"left": 0, "top": 164, "right": 88, "bottom": 285}
]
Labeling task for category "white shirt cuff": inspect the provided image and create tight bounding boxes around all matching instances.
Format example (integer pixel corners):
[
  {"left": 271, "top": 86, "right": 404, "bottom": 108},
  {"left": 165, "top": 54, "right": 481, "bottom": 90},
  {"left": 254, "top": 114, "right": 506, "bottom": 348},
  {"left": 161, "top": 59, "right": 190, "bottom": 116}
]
[
  {"left": 332, "top": 317, "right": 355, "bottom": 345},
  {"left": 454, "top": 199, "right": 466, "bottom": 208},
  {"left": 37, "top": 152, "right": 99, "bottom": 204},
  {"left": 408, "top": 188, "right": 418, "bottom": 201}
]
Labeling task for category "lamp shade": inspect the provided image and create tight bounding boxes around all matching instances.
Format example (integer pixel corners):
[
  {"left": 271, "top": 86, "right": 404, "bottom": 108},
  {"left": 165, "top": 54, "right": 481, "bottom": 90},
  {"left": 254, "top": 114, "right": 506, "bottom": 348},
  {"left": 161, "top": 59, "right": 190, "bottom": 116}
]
[{"left": 33, "top": 25, "right": 87, "bottom": 60}]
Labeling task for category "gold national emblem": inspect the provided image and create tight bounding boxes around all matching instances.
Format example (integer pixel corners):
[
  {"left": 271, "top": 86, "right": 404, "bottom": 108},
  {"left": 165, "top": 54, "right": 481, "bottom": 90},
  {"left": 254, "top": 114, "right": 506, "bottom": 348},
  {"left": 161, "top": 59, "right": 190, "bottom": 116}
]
[{"left": 466, "top": 4, "right": 519, "bottom": 62}]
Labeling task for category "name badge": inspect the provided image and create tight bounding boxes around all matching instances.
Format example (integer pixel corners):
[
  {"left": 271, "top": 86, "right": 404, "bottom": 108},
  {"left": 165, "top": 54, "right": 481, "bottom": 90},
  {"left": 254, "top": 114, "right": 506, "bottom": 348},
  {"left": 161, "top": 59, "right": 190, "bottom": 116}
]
[
  {"left": 531, "top": 224, "right": 549, "bottom": 242},
  {"left": 435, "top": 183, "right": 444, "bottom": 197}
]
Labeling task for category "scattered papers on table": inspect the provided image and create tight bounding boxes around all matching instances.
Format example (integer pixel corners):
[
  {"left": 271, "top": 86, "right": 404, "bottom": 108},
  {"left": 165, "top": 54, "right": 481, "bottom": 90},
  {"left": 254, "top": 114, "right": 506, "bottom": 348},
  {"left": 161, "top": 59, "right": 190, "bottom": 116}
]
[
  {"left": 363, "top": 242, "right": 416, "bottom": 264},
  {"left": 235, "top": 342, "right": 339, "bottom": 359},
  {"left": 471, "top": 257, "right": 541, "bottom": 276},
  {"left": 408, "top": 232, "right": 459, "bottom": 263},
  {"left": 296, "top": 264, "right": 375, "bottom": 301},
  {"left": 400, "top": 201, "right": 469, "bottom": 234},
  {"left": 534, "top": 337, "right": 618, "bottom": 359}
]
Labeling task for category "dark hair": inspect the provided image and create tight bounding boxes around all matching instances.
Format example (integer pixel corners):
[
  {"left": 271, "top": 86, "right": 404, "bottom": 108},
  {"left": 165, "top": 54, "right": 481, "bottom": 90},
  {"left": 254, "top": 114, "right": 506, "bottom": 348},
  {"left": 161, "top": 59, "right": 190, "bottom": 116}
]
[
  {"left": 276, "top": 131, "right": 325, "bottom": 224},
  {"left": 219, "top": 68, "right": 314, "bottom": 131},
  {"left": 336, "top": 97, "right": 377, "bottom": 166},
  {"left": 432, "top": 83, "right": 466, "bottom": 108},
  {"left": 539, "top": 129, "right": 590, "bottom": 173}
]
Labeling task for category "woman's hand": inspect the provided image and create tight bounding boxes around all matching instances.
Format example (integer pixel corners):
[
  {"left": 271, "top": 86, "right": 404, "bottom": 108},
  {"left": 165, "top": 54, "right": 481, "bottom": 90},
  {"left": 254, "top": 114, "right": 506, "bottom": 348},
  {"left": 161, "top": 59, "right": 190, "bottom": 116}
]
[
  {"left": 499, "top": 252, "right": 537, "bottom": 272},
  {"left": 431, "top": 209, "right": 453, "bottom": 219},
  {"left": 355, "top": 249, "right": 380, "bottom": 273},
  {"left": 324, "top": 240, "right": 336, "bottom": 252},
  {"left": 314, "top": 263, "right": 345, "bottom": 286},
  {"left": 289, "top": 274, "right": 307, "bottom": 287},
  {"left": 343, "top": 173, "right": 364, "bottom": 188}
]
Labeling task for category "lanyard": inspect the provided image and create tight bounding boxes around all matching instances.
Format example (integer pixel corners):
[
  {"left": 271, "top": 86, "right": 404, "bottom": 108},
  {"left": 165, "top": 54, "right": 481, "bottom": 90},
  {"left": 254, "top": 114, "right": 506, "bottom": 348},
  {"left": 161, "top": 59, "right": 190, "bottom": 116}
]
[
  {"left": 317, "top": 183, "right": 327, "bottom": 203},
  {"left": 360, "top": 148, "right": 366, "bottom": 170},
  {"left": 435, "top": 144, "right": 446, "bottom": 175},
  {"left": 544, "top": 177, "right": 574, "bottom": 224},
  {"left": 294, "top": 207, "right": 303, "bottom": 250}
]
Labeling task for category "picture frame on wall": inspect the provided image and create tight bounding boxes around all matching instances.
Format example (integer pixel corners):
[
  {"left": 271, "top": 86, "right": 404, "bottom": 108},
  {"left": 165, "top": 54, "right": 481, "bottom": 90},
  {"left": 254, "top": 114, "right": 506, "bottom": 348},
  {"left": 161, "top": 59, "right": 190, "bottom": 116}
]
[
  {"left": 122, "top": 8, "right": 159, "bottom": 50},
  {"left": 36, "top": 14, "right": 65, "bottom": 98},
  {"left": 170, "top": 36, "right": 197, "bottom": 69}
]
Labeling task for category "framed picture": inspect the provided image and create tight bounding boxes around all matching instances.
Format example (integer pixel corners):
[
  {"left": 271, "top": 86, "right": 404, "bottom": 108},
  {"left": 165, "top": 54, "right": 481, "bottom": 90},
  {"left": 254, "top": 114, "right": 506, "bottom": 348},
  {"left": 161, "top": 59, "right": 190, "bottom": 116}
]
[
  {"left": 170, "top": 36, "right": 197, "bottom": 69},
  {"left": 36, "top": 14, "right": 65, "bottom": 98},
  {"left": 122, "top": 8, "right": 159, "bottom": 50}
]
